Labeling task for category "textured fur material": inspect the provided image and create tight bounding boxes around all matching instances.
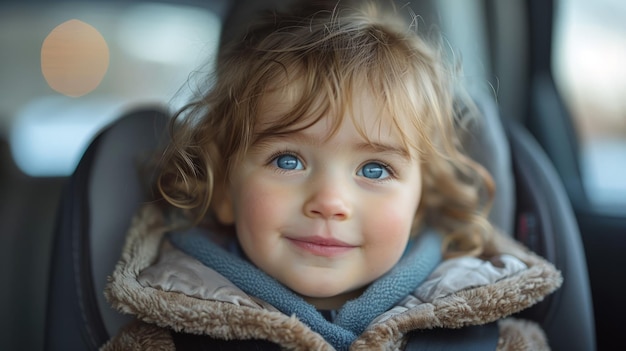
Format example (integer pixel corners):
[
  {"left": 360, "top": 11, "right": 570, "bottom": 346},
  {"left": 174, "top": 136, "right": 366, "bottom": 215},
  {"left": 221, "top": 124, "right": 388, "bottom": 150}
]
[
  {"left": 103, "top": 204, "right": 562, "bottom": 350},
  {"left": 101, "top": 320, "right": 176, "bottom": 351}
]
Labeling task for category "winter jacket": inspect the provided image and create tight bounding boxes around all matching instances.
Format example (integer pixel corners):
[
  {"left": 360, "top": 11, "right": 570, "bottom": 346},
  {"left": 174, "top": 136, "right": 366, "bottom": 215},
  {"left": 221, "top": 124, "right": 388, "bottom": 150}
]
[{"left": 102, "top": 204, "right": 562, "bottom": 350}]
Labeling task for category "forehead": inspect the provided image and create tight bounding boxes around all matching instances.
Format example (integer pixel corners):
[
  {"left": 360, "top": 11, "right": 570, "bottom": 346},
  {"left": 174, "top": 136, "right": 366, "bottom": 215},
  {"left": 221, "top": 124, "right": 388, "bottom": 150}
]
[{"left": 256, "top": 82, "right": 410, "bottom": 146}]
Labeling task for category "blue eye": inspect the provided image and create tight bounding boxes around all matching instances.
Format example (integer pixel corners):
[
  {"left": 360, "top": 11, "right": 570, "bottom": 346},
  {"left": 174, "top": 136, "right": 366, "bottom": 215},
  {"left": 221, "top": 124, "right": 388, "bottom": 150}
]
[
  {"left": 358, "top": 162, "right": 390, "bottom": 179},
  {"left": 274, "top": 154, "right": 304, "bottom": 170}
]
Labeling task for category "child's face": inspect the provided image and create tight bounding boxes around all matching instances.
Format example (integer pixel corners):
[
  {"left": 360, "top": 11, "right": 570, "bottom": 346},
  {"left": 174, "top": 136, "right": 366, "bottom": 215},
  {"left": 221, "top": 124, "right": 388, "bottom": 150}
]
[{"left": 216, "top": 90, "right": 423, "bottom": 309}]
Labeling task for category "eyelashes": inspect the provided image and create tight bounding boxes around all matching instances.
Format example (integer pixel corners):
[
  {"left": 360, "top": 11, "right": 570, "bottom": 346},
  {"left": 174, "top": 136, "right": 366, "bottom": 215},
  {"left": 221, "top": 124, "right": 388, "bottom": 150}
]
[{"left": 266, "top": 150, "right": 398, "bottom": 181}]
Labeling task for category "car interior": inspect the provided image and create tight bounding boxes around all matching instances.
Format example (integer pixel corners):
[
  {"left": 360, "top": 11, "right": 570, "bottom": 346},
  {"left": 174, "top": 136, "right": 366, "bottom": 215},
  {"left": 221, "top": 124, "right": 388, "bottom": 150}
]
[{"left": 2, "top": 0, "right": 624, "bottom": 350}]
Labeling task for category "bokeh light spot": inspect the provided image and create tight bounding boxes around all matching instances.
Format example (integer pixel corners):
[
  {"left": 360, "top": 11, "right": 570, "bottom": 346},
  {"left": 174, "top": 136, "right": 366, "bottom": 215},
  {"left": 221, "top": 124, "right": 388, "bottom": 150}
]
[{"left": 41, "top": 19, "right": 109, "bottom": 97}]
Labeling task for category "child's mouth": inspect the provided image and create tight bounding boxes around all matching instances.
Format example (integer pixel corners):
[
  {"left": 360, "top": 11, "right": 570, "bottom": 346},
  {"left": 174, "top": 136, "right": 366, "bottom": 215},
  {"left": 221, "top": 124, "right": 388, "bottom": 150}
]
[{"left": 286, "top": 236, "right": 357, "bottom": 257}]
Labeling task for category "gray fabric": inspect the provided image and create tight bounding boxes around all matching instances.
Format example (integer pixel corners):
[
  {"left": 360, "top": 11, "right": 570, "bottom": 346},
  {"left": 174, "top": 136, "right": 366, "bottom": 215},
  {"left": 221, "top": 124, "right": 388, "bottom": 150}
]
[
  {"left": 369, "top": 254, "right": 527, "bottom": 327},
  {"left": 414, "top": 254, "right": 526, "bottom": 302},
  {"left": 89, "top": 109, "right": 169, "bottom": 338},
  {"left": 503, "top": 117, "right": 596, "bottom": 351},
  {"left": 138, "top": 243, "right": 269, "bottom": 310},
  {"left": 463, "top": 93, "right": 515, "bottom": 234}
]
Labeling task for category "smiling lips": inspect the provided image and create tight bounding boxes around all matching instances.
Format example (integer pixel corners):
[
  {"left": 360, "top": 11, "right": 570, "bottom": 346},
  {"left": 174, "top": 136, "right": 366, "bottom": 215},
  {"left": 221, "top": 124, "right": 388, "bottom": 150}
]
[{"left": 287, "top": 236, "right": 357, "bottom": 257}]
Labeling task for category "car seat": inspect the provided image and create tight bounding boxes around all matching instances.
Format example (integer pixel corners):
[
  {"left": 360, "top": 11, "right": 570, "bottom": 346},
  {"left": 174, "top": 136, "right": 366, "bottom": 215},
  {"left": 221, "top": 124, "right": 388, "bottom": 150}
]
[
  {"left": 43, "top": 92, "right": 595, "bottom": 351},
  {"left": 44, "top": 107, "right": 169, "bottom": 350}
]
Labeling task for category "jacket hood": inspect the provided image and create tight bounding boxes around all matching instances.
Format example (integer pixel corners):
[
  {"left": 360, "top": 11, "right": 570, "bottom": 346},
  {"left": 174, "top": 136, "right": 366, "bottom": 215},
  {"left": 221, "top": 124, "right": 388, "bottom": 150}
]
[{"left": 104, "top": 204, "right": 563, "bottom": 350}]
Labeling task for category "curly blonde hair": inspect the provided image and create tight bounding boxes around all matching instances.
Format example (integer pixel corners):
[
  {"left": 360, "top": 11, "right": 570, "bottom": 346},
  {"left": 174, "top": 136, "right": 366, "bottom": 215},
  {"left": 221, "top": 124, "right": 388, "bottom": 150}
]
[{"left": 157, "top": 0, "right": 495, "bottom": 258}]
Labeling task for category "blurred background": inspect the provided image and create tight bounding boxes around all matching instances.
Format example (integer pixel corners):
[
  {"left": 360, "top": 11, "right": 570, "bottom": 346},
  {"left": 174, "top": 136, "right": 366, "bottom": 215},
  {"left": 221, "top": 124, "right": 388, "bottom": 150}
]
[
  {"left": 0, "top": 0, "right": 624, "bottom": 350},
  {"left": 553, "top": 0, "right": 626, "bottom": 210},
  {"left": 0, "top": 1, "right": 227, "bottom": 349}
]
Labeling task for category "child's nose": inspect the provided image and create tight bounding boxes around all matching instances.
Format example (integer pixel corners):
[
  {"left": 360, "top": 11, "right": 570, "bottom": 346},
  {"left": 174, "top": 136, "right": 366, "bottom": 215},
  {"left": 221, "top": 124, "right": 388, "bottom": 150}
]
[{"left": 303, "top": 176, "right": 352, "bottom": 221}]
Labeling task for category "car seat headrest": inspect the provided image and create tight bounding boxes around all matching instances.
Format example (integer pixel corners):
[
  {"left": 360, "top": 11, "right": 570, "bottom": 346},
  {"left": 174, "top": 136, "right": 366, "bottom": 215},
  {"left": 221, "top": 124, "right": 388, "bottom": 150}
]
[{"left": 464, "top": 92, "right": 515, "bottom": 234}]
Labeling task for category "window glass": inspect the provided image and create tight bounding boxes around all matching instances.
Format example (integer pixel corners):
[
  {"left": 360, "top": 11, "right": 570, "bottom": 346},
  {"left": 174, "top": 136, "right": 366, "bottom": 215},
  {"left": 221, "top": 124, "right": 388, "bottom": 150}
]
[
  {"left": 553, "top": 0, "right": 626, "bottom": 210},
  {"left": 0, "top": 2, "right": 223, "bottom": 176}
]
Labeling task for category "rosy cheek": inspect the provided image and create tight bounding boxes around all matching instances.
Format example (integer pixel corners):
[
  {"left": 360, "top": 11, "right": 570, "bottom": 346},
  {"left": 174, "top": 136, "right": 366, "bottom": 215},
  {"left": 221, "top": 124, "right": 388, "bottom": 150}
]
[
  {"left": 233, "top": 178, "right": 292, "bottom": 233},
  {"left": 235, "top": 186, "right": 267, "bottom": 226},
  {"left": 367, "top": 200, "right": 414, "bottom": 245}
]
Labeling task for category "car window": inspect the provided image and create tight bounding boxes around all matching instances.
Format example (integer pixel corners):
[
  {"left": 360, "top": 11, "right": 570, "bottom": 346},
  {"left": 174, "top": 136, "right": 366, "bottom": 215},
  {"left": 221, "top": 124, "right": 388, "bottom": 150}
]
[
  {"left": 1, "top": 1, "right": 223, "bottom": 177},
  {"left": 553, "top": 0, "right": 626, "bottom": 212}
]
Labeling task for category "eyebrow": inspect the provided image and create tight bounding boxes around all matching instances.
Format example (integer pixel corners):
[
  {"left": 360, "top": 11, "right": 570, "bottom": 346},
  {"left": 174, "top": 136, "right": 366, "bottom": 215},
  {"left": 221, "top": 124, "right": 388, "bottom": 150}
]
[
  {"left": 355, "top": 141, "right": 412, "bottom": 160},
  {"left": 255, "top": 132, "right": 411, "bottom": 160}
]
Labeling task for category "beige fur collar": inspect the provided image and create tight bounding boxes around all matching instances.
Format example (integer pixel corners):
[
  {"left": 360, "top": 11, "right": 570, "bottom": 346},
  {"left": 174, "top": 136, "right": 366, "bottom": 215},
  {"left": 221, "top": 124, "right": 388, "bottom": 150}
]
[{"left": 104, "top": 204, "right": 562, "bottom": 350}]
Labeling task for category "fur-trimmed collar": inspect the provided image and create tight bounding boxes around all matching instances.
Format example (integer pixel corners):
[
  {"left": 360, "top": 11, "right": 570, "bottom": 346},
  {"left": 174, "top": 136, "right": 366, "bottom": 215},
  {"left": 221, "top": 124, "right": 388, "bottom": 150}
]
[{"left": 103, "top": 204, "right": 562, "bottom": 350}]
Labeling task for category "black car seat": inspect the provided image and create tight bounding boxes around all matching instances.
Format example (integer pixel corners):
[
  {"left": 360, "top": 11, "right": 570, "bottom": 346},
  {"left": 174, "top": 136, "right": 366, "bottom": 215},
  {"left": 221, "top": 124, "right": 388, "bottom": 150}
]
[
  {"left": 502, "top": 117, "right": 596, "bottom": 351},
  {"left": 45, "top": 107, "right": 170, "bottom": 350}
]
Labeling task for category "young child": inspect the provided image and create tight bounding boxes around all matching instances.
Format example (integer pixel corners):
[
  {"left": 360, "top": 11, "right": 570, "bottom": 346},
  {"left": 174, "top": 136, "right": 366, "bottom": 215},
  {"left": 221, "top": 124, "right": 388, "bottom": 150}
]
[{"left": 103, "top": 1, "right": 562, "bottom": 350}]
